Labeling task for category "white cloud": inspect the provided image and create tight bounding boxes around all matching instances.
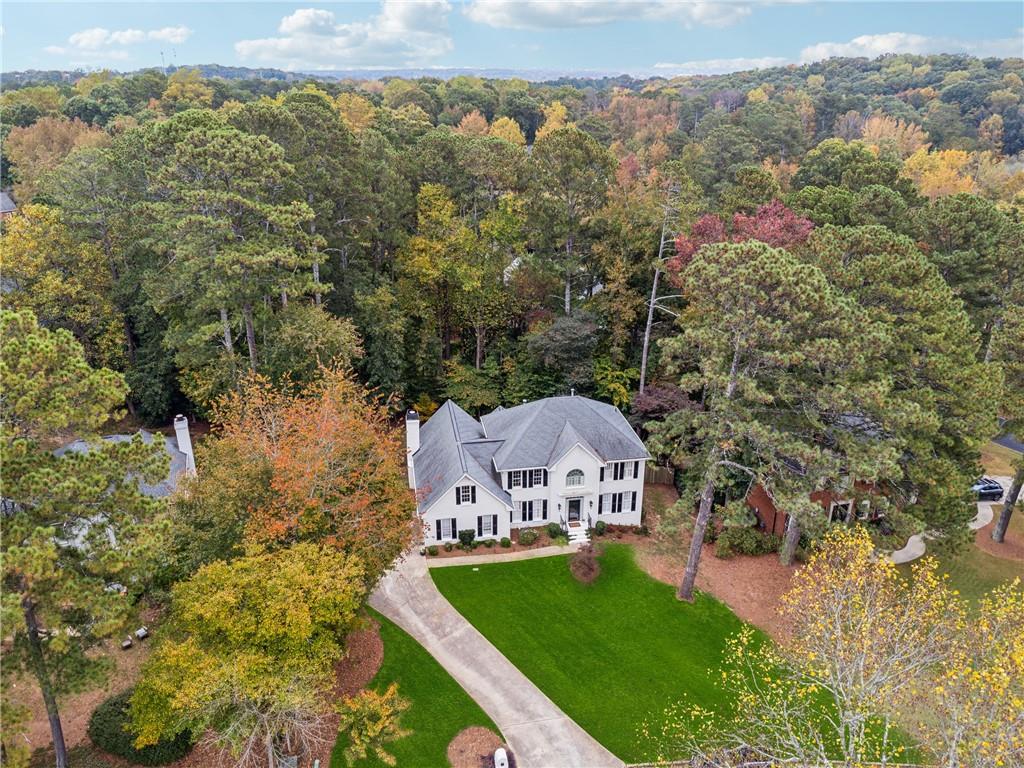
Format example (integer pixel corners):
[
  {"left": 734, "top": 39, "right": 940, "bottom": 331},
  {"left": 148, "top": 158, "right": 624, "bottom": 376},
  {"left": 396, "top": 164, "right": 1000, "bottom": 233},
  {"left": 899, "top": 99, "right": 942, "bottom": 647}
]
[
  {"left": 800, "top": 31, "right": 1024, "bottom": 62},
  {"left": 234, "top": 1, "right": 453, "bottom": 70},
  {"left": 465, "top": 0, "right": 751, "bottom": 30},
  {"left": 49, "top": 25, "right": 192, "bottom": 56},
  {"left": 653, "top": 56, "right": 789, "bottom": 75}
]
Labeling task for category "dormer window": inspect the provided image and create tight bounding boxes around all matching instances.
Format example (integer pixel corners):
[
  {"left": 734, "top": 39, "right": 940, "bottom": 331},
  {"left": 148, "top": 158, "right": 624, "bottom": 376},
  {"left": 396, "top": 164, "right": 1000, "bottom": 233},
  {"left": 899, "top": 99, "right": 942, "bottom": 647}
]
[{"left": 566, "top": 469, "right": 584, "bottom": 487}]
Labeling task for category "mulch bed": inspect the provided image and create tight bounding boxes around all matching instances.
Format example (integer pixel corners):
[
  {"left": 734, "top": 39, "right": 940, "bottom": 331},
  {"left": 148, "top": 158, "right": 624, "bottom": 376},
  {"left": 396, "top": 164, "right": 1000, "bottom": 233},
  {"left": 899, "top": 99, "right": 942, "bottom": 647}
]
[
  {"left": 974, "top": 506, "right": 1024, "bottom": 563},
  {"left": 446, "top": 726, "right": 507, "bottom": 768}
]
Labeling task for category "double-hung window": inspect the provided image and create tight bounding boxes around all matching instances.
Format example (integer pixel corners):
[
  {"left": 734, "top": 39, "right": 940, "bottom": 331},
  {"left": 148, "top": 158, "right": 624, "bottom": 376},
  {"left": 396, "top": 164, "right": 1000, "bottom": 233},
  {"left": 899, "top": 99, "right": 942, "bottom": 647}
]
[
  {"left": 455, "top": 485, "right": 476, "bottom": 505},
  {"left": 480, "top": 515, "right": 494, "bottom": 536},
  {"left": 510, "top": 470, "right": 523, "bottom": 488},
  {"left": 520, "top": 500, "right": 534, "bottom": 522},
  {"left": 531, "top": 468, "right": 545, "bottom": 486},
  {"left": 437, "top": 517, "right": 456, "bottom": 540}
]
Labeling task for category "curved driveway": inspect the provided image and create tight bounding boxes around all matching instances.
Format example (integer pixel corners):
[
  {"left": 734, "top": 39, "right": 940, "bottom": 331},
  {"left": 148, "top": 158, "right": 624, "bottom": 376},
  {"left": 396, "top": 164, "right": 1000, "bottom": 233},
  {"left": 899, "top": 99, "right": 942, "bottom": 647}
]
[{"left": 369, "top": 553, "right": 623, "bottom": 768}]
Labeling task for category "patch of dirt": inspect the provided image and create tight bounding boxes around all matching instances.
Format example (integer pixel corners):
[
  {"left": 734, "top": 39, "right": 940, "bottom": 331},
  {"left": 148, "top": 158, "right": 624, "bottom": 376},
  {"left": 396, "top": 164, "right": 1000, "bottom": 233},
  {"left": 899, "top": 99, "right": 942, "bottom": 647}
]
[
  {"left": 634, "top": 483, "right": 797, "bottom": 642},
  {"left": 446, "top": 726, "right": 505, "bottom": 768},
  {"left": 975, "top": 505, "right": 1024, "bottom": 562}
]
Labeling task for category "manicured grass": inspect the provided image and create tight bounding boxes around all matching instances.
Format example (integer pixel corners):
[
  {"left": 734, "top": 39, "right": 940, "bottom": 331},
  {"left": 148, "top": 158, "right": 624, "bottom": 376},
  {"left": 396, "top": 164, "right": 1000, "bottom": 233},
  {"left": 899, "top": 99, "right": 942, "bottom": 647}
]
[
  {"left": 331, "top": 611, "right": 499, "bottom": 768},
  {"left": 981, "top": 440, "right": 1021, "bottom": 476},
  {"left": 902, "top": 508, "right": 1024, "bottom": 606},
  {"left": 430, "top": 544, "right": 757, "bottom": 763}
]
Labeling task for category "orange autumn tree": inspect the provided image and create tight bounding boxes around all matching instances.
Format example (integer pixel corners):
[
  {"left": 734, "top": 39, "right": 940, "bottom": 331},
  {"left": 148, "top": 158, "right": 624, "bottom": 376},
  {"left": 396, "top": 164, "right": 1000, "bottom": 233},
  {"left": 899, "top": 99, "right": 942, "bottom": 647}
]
[{"left": 210, "top": 368, "right": 417, "bottom": 585}]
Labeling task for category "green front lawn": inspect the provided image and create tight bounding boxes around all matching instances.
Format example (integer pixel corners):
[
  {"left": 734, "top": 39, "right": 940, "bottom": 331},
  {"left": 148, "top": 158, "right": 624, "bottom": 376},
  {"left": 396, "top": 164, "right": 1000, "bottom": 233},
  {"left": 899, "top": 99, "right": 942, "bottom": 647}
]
[
  {"left": 430, "top": 544, "right": 757, "bottom": 763},
  {"left": 331, "top": 611, "right": 500, "bottom": 768}
]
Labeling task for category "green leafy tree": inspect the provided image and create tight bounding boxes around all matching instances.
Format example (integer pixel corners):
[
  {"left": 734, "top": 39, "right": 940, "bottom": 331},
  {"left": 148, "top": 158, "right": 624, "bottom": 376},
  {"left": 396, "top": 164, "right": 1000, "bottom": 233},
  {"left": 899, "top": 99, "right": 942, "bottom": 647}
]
[
  {"left": 649, "top": 241, "right": 890, "bottom": 597},
  {"left": 527, "top": 126, "right": 614, "bottom": 315},
  {"left": 991, "top": 305, "right": 1024, "bottom": 543},
  {"left": 1, "top": 310, "right": 167, "bottom": 768}
]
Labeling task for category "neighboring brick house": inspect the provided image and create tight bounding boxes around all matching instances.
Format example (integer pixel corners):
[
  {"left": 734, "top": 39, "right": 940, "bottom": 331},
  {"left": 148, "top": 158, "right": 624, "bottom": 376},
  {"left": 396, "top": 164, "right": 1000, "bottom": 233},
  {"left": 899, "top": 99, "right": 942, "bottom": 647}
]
[
  {"left": 407, "top": 395, "right": 650, "bottom": 546},
  {"left": 747, "top": 481, "right": 876, "bottom": 536}
]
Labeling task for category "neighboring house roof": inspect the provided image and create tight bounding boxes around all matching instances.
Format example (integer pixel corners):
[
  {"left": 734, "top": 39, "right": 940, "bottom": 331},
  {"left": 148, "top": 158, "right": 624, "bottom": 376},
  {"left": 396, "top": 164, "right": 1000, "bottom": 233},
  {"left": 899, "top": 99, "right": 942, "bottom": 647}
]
[
  {"left": 0, "top": 191, "right": 16, "bottom": 215},
  {"left": 412, "top": 395, "right": 650, "bottom": 513},
  {"left": 481, "top": 395, "right": 650, "bottom": 471},
  {"left": 55, "top": 430, "right": 188, "bottom": 498}
]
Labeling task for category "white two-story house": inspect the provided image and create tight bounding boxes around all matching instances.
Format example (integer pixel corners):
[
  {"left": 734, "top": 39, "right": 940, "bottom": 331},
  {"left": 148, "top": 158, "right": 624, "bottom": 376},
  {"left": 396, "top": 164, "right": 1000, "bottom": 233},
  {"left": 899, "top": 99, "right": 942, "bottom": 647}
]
[{"left": 407, "top": 395, "right": 650, "bottom": 546}]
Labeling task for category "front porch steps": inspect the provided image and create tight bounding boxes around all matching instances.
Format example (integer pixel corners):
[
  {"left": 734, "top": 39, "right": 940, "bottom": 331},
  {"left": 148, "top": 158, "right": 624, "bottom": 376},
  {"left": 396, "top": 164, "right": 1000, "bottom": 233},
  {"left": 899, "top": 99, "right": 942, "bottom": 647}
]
[{"left": 566, "top": 521, "right": 590, "bottom": 545}]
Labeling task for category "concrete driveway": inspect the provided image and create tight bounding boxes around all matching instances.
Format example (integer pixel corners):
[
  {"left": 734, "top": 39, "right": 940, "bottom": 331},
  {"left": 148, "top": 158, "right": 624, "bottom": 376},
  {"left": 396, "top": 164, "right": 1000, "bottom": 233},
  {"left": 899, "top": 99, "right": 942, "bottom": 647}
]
[{"left": 369, "top": 553, "right": 623, "bottom": 768}]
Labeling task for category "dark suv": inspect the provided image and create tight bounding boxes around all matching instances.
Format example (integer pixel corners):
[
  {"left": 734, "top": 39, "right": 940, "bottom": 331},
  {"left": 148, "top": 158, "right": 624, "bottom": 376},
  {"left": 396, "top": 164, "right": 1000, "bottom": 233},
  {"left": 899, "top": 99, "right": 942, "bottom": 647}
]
[{"left": 972, "top": 477, "right": 1004, "bottom": 501}]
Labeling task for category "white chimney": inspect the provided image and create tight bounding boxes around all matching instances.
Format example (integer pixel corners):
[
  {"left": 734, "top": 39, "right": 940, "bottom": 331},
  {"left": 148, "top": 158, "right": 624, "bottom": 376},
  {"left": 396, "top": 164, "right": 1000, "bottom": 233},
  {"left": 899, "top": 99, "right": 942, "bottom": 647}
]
[
  {"left": 173, "top": 414, "right": 196, "bottom": 476},
  {"left": 406, "top": 410, "right": 419, "bottom": 489}
]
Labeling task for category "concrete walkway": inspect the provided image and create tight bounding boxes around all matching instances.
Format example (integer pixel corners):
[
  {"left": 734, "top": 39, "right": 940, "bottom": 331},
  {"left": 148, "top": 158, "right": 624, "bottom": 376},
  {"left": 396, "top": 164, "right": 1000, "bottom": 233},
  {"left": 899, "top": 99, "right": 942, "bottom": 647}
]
[
  {"left": 426, "top": 543, "right": 579, "bottom": 568},
  {"left": 890, "top": 475, "right": 1010, "bottom": 564},
  {"left": 370, "top": 553, "right": 623, "bottom": 768}
]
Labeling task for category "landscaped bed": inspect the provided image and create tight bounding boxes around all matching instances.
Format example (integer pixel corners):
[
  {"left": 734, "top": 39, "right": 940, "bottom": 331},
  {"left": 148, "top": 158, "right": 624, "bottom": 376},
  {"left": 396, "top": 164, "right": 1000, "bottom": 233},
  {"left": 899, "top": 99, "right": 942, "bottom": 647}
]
[
  {"left": 331, "top": 612, "right": 502, "bottom": 768},
  {"left": 430, "top": 543, "right": 758, "bottom": 763}
]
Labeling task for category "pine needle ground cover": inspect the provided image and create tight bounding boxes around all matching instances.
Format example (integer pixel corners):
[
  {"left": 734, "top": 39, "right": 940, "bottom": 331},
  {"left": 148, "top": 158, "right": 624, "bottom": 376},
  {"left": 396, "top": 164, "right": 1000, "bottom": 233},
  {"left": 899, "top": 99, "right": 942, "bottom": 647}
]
[
  {"left": 331, "top": 612, "right": 500, "bottom": 768},
  {"left": 431, "top": 544, "right": 752, "bottom": 762}
]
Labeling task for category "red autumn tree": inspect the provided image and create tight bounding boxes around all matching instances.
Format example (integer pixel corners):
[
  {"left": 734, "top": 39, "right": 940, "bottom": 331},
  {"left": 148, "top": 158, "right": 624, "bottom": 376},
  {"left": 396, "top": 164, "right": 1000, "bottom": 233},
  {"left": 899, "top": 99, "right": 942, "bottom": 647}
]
[{"left": 211, "top": 369, "right": 418, "bottom": 585}]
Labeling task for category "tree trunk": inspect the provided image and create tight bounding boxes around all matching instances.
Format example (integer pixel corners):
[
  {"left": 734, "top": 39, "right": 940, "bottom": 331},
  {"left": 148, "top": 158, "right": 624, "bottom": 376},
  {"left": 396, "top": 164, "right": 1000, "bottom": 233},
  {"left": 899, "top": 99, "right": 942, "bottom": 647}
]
[
  {"left": 23, "top": 596, "right": 68, "bottom": 768},
  {"left": 280, "top": 290, "right": 288, "bottom": 308},
  {"left": 220, "top": 308, "right": 234, "bottom": 354},
  {"left": 678, "top": 454, "right": 718, "bottom": 601},
  {"left": 639, "top": 266, "right": 661, "bottom": 395},
  {"left": 564, "top": 235, "right": 574, "bottom": 316},
  {"left": 991, "top": 465, "right": 1023, "bottom": 543},
  {"left": 475, "top": 327, "right": 485, "bottom": 370},
  {"left": 242, "top": 303, "right": 258, "bottom": 370},
  {"left": 312, "top": 261, "right": 321, "bottom": 307},
  {"left": 780, "top": 513, "right": 801, "bottom": 565}
]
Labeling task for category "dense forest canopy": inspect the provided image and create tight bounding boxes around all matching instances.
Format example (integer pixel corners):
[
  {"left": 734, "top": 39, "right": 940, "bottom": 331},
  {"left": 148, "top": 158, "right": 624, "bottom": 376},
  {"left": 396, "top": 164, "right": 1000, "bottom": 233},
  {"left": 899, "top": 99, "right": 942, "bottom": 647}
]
[{"left": 3, "top": 53, "right": 1020, "bottom": 419}]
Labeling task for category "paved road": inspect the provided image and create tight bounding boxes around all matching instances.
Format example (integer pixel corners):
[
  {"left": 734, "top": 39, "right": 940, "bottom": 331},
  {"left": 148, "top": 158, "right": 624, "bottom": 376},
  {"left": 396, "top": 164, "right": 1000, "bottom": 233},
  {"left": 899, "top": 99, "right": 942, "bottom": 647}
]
[
  {"left": 369, "top": 554, "right": 623, "bottom": 768},
  {"left": 994, "top": 432, "right": 1024, "bottom": 454}
]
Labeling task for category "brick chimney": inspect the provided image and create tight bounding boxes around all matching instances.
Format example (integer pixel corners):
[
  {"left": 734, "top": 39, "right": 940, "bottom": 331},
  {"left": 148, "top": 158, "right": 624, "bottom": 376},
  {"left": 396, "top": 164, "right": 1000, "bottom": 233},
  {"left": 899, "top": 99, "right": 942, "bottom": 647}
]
[{"left": 406, "top": 409, "right": 419, "bottom": 489}]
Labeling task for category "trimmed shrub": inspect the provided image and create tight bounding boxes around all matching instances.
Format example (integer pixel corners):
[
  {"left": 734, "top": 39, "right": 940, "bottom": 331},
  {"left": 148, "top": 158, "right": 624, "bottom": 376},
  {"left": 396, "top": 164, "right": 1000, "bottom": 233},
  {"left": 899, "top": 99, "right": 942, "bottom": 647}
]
[
  {"left": 483, "top": 539, "right": 495, "bottom": 548},
  {"left": 545, "top": 522, "right": 562, "bottom": 539},
  {"left": 443, "top": 542, "right": 454, "bottom": 552},
  {"left": 458, "top": 529, "right": 476, "bottom": 549},
  {"left": 427, "top": 545, "right": 438, "bottom": 556},
  {"left": 519, "top": 529, "right": 539, "bottom": 546},
  {"left": 88, "top": 689, "right": 192, "bottom": 765},
  {"left": 500, "top": 537, "right": 512, "bottom": 548},
  {"left": 715, "top": 527, "right": 781, "bottom": 559},
  {"left": 593, "top": 520, "right": 607, "bottom": 536}
]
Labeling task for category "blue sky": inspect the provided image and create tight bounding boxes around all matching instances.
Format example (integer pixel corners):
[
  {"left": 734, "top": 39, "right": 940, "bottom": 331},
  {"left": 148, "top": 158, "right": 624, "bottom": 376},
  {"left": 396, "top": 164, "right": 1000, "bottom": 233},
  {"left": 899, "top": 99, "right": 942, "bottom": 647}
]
[{"left": 4, "top": 1, "right": 1022, "bottom": 76}]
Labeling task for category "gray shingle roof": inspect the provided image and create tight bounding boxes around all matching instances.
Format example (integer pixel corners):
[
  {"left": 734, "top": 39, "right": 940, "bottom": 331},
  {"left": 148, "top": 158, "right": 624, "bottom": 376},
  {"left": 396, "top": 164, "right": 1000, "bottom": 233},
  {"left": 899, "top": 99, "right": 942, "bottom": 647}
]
[
  {"left": 0, "top": 191, "right": 16, "bottom": 215},
  {"left": 56, "top": 430, "right": 187, "bottom": 498},
  {"left": 412, "top": 395, "right": 649, "bottom": 512}
]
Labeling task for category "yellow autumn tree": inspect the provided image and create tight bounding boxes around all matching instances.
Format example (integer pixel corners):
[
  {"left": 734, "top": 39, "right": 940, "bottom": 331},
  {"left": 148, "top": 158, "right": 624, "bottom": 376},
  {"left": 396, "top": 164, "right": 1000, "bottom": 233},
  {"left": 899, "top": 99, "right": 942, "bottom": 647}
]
[
  {"left": 335, "top": 92, "right": 378, "bottom": 134},
  {"left": 861, "top": 113, "right": 930, "bottom": 158},
  {"left": 0, "top": 204, "right": 125, "bottom": 368},
  {"left": 903, "top": 148, "right": 975, "bottom": 199},
  {"left": 535, "top": 100, "right": 569, "bottom": 140},
  {"left": 455, "top": 109, "right": 489, "bottom": 137},
  {"left": 160, "top": 68, "right": 213, "bottom": 112},
  {"left": 4, "top": 116, "right": 109, "bottom": 200},
  {"left": 335, "top": 683, "right": 411, "bottom": 767},
  {"left": 923, "top": 580, "right": 1024, "bottom": 768},
  {"left": 651, "top": 526, "right": 964, "bottom": 765},
  {"left": 489, "top": 115, "right": 526, "bottom": 146}
]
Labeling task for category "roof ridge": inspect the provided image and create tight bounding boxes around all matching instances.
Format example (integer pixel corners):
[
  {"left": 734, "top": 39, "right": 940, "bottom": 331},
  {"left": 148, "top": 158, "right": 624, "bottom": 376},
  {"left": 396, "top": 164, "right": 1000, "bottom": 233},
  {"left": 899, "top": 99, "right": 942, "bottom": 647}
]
[{"left": 445, "top": 401, "right": 468, "bottom": 474}]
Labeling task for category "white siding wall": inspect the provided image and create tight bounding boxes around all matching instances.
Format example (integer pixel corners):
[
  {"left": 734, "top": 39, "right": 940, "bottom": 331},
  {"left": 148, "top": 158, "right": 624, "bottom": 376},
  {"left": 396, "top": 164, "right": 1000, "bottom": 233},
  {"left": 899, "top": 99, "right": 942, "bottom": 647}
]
[
  {"left": 549, "top": 445, "right": 603, "bottom": 528},
  {"left": 596, "top": 459, "right": 645, "bottom": 527},
  {"left": 420, "top": 476, "right": 510, "bottom": 545}
]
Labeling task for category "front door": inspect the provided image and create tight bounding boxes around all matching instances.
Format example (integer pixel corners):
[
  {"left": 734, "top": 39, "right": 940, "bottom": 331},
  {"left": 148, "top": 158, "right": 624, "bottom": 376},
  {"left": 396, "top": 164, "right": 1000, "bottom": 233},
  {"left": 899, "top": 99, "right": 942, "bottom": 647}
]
[{"left": 567, "top": 498, "right": 582, "bottom": 522}]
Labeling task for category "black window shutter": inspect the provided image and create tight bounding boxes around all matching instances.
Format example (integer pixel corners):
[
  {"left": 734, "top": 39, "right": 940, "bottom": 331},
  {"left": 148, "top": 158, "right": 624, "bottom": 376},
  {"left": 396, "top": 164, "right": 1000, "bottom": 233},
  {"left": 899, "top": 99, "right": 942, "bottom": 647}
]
[
  {"left": 527, "top": 471, "right": 533, "bottom": 488},
  {"left": 600, "top": 466, "right": 605, "bottom": 482},
  {"left": 477, "top": 516, "right": 482, "bottom": 536},
  {"left": 631, "top": 491, "right": 637, "bottom": 511},
  {"left": 542, "top": 500, "right": 548, "bottom": 520},
  {"left": 436, "top": 520, "right": 442, "bottom": 540},
  {"left": 492, "top": 514, "right": 498, "bottom": 534},
  {"left": 598, "top": 495, "right": 603, "bottom": 514},
  {"left": 543, "top": 469, "right": 548, "bottom": 486},
  {"left": 634, "top": 461, "right": 639, "bottom": 479},
  {"left": 507, "top": 472, "right": 512, "bottom": 489},
  {"left": 455, "top": 488, "right": 461, "bottom": 505},
  {"left": 471, "top": 486, "right": 477, "bottom": 503}
]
